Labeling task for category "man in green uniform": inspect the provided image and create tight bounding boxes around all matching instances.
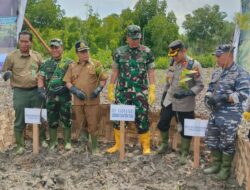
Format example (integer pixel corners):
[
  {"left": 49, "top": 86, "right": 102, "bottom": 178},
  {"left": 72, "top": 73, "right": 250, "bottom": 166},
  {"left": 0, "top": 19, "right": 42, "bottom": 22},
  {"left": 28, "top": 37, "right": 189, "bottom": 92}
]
[
  {"left": 38, "top": 38, "right": 73, "bottom": 151},
  {"left": 106, "top": 25, "right": 156, "bottom": 155},
  {"left": 2, "top": 31, "right": 47, "bottom": 155}
]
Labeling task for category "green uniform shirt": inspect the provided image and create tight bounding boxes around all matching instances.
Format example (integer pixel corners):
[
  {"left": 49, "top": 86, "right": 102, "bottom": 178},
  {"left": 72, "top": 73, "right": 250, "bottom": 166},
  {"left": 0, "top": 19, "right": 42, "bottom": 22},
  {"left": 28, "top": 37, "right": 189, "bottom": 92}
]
[
  {"left": 39, "top": 57, "right": 73, "bottom": 91},
  {"left": 112, "top": 44, "right": 155, "bottom": 94}
]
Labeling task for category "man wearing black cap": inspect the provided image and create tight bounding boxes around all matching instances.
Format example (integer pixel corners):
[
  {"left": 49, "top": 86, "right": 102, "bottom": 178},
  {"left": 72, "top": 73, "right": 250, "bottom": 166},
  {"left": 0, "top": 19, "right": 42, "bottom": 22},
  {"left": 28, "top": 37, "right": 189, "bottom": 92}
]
[
  {"left": 63, "top": 41, "right": 107, "bottom": 154},
  {"left": 38, "top": 38, "right": 74, "bottom": 151},
  {"left": 157, "top": 40, "right": 204, "bottom": 164},
  {"left": 203, "top": 44, "right": 250, "bottom": 180}
]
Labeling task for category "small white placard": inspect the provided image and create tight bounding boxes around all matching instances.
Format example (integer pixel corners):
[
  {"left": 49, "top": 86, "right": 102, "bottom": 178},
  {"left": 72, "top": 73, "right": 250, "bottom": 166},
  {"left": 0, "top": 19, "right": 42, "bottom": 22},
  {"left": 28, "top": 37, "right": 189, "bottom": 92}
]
[
  {"left": 184, "top": 119, "right": 208, "bottom": 137},
  {"left": 110, "top": 104, "right": 135, "bottom": 121},
  {"left": 25, "top": 108, "right": 47, "bottom": 124}
]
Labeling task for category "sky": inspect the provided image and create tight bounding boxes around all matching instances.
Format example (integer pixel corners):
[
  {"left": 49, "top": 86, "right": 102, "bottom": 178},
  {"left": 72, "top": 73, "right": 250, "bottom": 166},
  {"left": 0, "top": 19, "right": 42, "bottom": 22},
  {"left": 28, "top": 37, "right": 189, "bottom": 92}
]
[{"left": 57, "top": 0, "right": 241, "bottom": 33}]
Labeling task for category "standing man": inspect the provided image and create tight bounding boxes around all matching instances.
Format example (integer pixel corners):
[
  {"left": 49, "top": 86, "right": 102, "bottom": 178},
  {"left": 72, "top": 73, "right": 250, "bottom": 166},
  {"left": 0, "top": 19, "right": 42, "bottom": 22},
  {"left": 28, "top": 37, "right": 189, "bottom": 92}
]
[
  {"left": 157, "top": 40, "right": 204, "bottom": 164},
  {"left": 38, "top": 38, "right": 73, "bottom": 151},
  {"left": 2, "top": 31, "right": 47, "bottom": 155},
  {"left": 63, "top": 41, "right": 108, "bottom": 154},
  {"left": 204, "top": 44, "right": 250, "bottom": 180},
  {"left": 106, "top": 25, "right": 156, "bottom": 155}
]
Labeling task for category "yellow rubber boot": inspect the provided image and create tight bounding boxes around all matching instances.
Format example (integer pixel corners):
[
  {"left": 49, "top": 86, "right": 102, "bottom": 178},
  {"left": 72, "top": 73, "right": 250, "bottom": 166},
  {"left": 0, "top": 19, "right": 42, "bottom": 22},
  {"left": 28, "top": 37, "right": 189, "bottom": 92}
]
[
  {"left": 243, "top": 111, "right": 250, "bottom": 121},
  {"left": 106, "top": 129, "right": 120, "bottom": 153},
  {"left": 139, "top": 131, "right": 151, "bottom": 155}
]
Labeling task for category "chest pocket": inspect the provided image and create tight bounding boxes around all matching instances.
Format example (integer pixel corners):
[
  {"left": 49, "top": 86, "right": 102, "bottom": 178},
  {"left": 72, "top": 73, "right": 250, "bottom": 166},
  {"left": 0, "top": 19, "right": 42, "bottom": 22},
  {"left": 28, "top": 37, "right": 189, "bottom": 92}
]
[
  {"left": 45, "top": 64, "right": 57, "bottom": 80},
  {"left": 88, "top": 65, "right": 96, "bottom": 75},
  {"left": 220, "top": 72, "right": 237, "bottom": 93}
]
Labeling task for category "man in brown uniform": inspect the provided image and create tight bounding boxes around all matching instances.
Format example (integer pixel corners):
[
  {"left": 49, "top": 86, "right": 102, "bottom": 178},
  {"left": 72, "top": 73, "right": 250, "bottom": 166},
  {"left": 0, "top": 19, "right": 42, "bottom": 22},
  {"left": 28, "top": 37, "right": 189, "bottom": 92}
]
[
  {"left": 64, "top": 41, "right": 107, "bottom": 154},
  {"left": 2, "top": 31, "right": 47, "bottom": 155}
]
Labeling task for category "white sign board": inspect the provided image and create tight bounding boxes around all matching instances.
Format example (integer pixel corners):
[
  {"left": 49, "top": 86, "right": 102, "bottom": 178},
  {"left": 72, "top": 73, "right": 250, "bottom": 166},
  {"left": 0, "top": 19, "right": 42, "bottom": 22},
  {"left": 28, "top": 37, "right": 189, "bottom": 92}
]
[
  {"left": 110, "top": 104, "right": 135, "bottom": 121},
  {"left": 25, "top": 108, "right": 47, "bottom": 124},
  {"left": 184, "top": 119, "right": 208, "bottom": 137}
]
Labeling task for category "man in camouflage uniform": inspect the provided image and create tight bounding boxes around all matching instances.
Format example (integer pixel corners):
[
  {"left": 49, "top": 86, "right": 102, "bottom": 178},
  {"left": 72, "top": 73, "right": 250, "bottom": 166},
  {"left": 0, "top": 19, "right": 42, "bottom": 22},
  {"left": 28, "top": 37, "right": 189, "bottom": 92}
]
[
  {"left": 63, "top": 41, "right": 108, "bottom": 154},
  {"left": 106, "top": 25, "right": 156, "bottom": 155},
  {"left": 157, "top": 40, "right": 204, "bottom": 164},
  {"left": 2, "top": 31, "right": 47, "bottom": 155},
  {"left": 38, "top": 38, "right": 73, "bottom": 151},
  {"left": 204, "top": 44, "right": 250, "bottom": 180}
]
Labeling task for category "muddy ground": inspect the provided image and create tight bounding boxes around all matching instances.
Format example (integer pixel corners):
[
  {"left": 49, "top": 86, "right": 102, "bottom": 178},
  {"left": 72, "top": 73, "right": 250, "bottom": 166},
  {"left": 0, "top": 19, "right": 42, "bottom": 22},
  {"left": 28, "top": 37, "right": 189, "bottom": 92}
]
[
  {"left": 0, "top": 141, "right": 244, "bottom": 190},
  {"left": 0, "top": 69, "right": 246, "bottom": 190}
]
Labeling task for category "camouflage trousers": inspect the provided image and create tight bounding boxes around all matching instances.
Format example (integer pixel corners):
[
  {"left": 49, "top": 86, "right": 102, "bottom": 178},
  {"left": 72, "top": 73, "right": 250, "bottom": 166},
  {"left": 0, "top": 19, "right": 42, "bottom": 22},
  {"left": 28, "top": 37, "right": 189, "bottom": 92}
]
[
  {"left": 114, "top": 91, "right": 149, "bottom": 134},
  {"left": 205, "top": 110, "right": 242, "bottom": 155},
  {"left": 46, "top": 94, "right": 72, "bottom": 129}
]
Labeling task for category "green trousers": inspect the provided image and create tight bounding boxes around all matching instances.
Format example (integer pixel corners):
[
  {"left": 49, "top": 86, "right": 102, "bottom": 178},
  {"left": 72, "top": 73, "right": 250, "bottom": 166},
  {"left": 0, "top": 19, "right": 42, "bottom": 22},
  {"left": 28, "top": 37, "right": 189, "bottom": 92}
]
[{"left": 13, "top": 87, "right": 43, "bottom": 131}]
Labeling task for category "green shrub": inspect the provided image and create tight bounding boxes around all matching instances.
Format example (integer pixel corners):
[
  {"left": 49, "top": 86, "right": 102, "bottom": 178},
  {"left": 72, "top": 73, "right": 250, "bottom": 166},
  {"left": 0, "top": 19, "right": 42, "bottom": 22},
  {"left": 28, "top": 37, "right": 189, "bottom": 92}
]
[
  {"left": 155, "top": 56, "right": 170, "bottom": 69},
  {"left": 92, "top": 48, "right": 113, "bottom": 68},
  {"left": 193, "top": 54, "right": 215, "bottom": 68},
  {"left": 63, "top": 47, "right": 78, "bottom": 62}
]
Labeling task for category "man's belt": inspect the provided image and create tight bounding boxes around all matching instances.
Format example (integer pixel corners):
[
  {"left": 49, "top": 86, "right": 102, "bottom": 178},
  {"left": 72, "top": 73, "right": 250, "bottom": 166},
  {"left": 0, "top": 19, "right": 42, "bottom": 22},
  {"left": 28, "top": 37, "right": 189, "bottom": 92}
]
[{"left": 14, "top": 86, "right": 38, "bottom": 91}]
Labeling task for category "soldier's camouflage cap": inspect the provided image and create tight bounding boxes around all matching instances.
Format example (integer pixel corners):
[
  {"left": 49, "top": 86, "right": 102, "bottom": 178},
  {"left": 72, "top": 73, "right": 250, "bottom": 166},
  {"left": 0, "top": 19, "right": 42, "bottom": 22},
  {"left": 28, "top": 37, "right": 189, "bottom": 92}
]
[
  {"left": 168, "top": 40, "right": 185, "bottom": 57},
  {"left": 50, "top": 38, "right": 63, "bottom": 47},
  {"left": 127, "top": 25, "right": 142, "bottom": 39},
  {"left": 213, "top": 44, "right": 235, "bottom": 56},
  {"left": 75, "top": 41, "right": 89, "bottom": 52}
]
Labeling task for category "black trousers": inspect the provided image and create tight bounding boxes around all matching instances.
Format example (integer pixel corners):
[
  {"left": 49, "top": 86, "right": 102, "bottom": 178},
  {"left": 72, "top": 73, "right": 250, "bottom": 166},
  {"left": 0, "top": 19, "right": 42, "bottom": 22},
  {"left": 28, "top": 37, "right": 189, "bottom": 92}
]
[{"left": 157, "top": 104, "right": 194, "bottom": 139}]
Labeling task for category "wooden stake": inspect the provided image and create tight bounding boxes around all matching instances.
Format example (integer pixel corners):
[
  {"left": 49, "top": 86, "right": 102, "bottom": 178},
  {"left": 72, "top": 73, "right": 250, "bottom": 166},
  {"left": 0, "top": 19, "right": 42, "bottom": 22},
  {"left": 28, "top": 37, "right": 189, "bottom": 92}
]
[
  {"left": 24, "top": 17, "right": 51, "bottom": 53},
  {"left": 172, "top": 132, "right": 178, "bottom": 151},
  {"left": 247, "top": 168, "right": 250, "bottom": 190},
  {"left": 33, "top": 124, "right": 39, "bottom": 154},
  {"left": 119, "top": 121, "right": 125, "bottom": 161},
  {"left": 193, "top": 137, "right": 200, "bottom": 168}
]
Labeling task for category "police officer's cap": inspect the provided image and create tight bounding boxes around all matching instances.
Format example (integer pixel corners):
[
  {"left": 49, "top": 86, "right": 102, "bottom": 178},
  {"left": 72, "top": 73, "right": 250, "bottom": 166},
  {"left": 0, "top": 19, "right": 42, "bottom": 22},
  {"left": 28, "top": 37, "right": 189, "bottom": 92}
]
[
  {"left": 213, "top": 44, "right": 235, "bottom": 56},
  {"left": 127, "top": 25, "right": 142, "bottom": 39},
  {"left": 50, "top": 38, "right": 63, "bottom": 47},
  {"left": 168, "top": 40, "right": 185, "bottom": 57},
  {"left": 75, "top": 41, "right": 89, "bottom": 52}
]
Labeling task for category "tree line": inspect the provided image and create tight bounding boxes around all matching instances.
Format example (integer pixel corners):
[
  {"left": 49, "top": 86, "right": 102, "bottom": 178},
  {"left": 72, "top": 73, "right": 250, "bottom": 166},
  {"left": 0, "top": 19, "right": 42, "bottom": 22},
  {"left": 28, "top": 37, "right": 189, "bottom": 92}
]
[{"left": 25, "top": 0, "right": 235, "bottom": 68}]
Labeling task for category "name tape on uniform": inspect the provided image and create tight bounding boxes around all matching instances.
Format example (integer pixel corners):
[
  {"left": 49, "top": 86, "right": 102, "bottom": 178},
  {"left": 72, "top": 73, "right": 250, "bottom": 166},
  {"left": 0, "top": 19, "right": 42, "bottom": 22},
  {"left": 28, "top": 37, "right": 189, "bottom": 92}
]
[
  {"left": 110, "top": 104, "right": 135, "bottom": 121},
  {"left": 184, "top": 119, "right": 208, "bottom": 137},
  {"left": 25, "top": 108, "right": 47, "bottom": 124}
]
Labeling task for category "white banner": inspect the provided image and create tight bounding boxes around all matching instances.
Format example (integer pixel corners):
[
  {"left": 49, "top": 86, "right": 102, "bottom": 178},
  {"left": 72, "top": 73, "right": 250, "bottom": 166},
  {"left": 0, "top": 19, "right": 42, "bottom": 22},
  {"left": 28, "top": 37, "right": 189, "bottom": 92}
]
[{"left": 0, "top": 0, "right": 27, "bottom": 70}]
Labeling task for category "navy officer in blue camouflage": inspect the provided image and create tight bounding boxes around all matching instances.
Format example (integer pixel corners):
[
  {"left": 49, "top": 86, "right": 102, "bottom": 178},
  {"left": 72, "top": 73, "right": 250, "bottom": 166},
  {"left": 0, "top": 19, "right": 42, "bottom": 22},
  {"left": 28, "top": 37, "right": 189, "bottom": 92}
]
[{"left": 204, "top": 44, "right": 250, "bottom": 180}]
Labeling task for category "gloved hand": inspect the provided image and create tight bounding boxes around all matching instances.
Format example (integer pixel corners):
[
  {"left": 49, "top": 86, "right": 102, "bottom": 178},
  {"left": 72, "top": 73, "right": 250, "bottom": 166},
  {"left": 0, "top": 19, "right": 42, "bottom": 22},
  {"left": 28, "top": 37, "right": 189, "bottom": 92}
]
[
  {"left": 173, "top": 89, "right": 194, "bottom": 99},
  {"left": 90, "top": 85, "right": 103, "bottom": 99},
  {"left": 204, "top": 94, "right": 213, "bottom": 109},
  {"left": 108, "top": 84, "right": 115, "bottom": 102},
  {"left": 148, "top": 84, "right": 156, "bottom": 105},
  {"left": 243, "top": 112, "right": 250, "bottom": 121},
  {"left": 3, "top": 71, "right": 12, "bottom": 81},
  {"left": 161, "top": 91, "right": 167, "bottom": 107},
  {"left": 70, "top": 86, "right": 87, "bottom": 100},
  {"left": 208, "top": 94, "right": 228, "bottom": 109},
  {"left": 49, "top": 86, "right": 68, "bottom": 95},
  {"left": 38, "top": 87, "right": 46, "bottom": 100}
]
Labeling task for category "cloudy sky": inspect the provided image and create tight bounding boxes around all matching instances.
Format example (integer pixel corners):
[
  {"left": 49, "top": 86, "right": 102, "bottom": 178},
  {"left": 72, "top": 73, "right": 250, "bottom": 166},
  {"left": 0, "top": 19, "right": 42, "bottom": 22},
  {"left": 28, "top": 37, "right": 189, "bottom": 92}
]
[{"left": 57, "top": 0, "right": 241, "bottom": 32}]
